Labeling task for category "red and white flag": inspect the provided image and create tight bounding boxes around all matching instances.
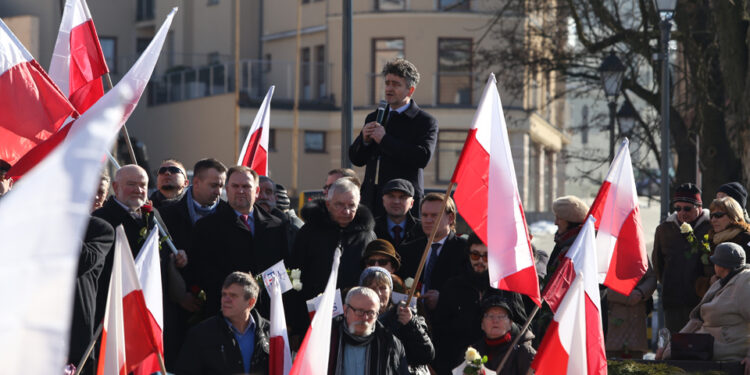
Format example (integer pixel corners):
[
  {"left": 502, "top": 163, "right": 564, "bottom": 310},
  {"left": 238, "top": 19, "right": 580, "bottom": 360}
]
[
  {"left": 289, "top": 248, "right": 342, "bottom": 375},
  {"left": 0, "top": 19, "right": 76, "bottom": 165},
  {"left": 586, "top": 139, "right": 648, "bottom": 295},
  {"left": 237, "top": 85, "right": 275, "bottom": 175},
  {"left": 97, "top": 227, "right": 130, "bottom": 375},
  {"left": 268, "top": 277, "right": 292, "bottom": 375},
  {"left": 532, "top": 217, "right": 606, "bottom": 375},
  {"left": 131, "top": 228, "right": 165, "bottom": 375},
  {"left": 451, "top": 74, "right": 541, "bottom": 305},
  {"left": 49, "top": 0, "right": 109, "bottom": 113}
]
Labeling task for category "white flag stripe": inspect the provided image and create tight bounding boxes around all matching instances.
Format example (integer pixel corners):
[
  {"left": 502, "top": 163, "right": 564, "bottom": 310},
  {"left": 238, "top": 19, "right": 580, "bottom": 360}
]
[
  {"left": 237, "top": 85, "right": 274, "bottom": 165},
  {"left": 0, "top": 19, "right": 34, "bottom": 73},
  {"left": 134, "top": 228, "right": 163, "bottom": 329},
  {"left": 99, "top": 227, "right": 129, "bottom": 375},
  {"left": 49, "top": 0, "right": 94, "bottom": 96}
]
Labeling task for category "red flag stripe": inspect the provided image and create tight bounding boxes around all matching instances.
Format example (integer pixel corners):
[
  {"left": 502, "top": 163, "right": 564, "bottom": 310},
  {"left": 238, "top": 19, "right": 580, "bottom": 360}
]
[
  {"left": 451, "top": 129, "right": 489, "bottom": 241},
  {"left": 531, "top": 320, "right": 569, "bottom": 375},
  {"left": 6, "top": 122, "right": 73, "bottom": 181},
  {"left": 68, "top": 19, "right": 107, "bottom": 112},
  {"left": 123, "top": 290, "right": 163, "bottom": 374},
  {"left": 586, "top": 180, "right": 611, "bottom": 231},
  {"left": 585, "top": 294, "right": 607, "bottom": 375},
  {"left": 603, "top": 206, "right": 648, "bottom": 295}
]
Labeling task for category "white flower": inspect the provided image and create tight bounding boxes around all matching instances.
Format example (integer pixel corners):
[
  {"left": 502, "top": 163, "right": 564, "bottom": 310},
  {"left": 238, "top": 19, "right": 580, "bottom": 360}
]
[
  {"left": 680, "top": 222, "right": 693, "bottom": 234},
  {"left": 465, "top": 347, "right": 481, "bottom": 362},
  {"left": 290, "top": 268, "right": 302, "bottom": 280},
  {"left": 292, "top": 280, "right": 303, "bottom": 291},
  {"left": 405, "top": 277, "right": 415, "bottom": 289}
]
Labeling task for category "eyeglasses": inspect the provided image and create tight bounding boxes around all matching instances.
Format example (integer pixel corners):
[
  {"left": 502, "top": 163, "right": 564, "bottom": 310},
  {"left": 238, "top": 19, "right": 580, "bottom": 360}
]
[
  {"left": 674, "top": 205, "right": 695, "bottom": 212},
  {"left": 483, "top": 313, "right": 509, "bottom": 321},
  {"left": 323, "top": 184, "right": 332, "bottom": 191},
  {"left": 158, "top": 166, "right": 184, "bottom": 175},
  {"left": 469, "top": 251, "right": 488, "bottom": 261},
  {"left": 346, "top": 304, "right": 377, "bottom": 319},
  {"left": 710, "top": 212, "right": 727, "bottom": 219},
  {"left": 366, "top": 258, "right": 392, "bottom": 267}
]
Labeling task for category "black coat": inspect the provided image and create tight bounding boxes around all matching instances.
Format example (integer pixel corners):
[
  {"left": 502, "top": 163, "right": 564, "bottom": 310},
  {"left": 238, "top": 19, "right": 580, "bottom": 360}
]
[
  {"left": 159, "top": 192, "right": 231, "bottom": 258},
  {"left": 470, "top": 325, "right": 536, "bottom": 375},
  {"left": 92, "top": 196, "right": 167, "bottom": 325},
  {"left": 349, "top": 100, "right": 438, "bottom": 217},
  {"left": 191, "top": 203, "right": 288, "bottom": 316},
  {"left": 431, "top": 269, "right": 528, "bottom": 375},
  {"left": 328, "top": 315, "right": 410, "bottom": 375},
  {"left": 68, "top": 216, "right": 113, "bottom": 370},
  {"left": 175, "top": 310, "right": 270, "bottom": 375},
  {"left": 379, "top": 304, "right": 434, "bottom": 370},
  {"left": 396, "top": 231, "right": 468, "bottom": 293},
  {"left": 149, "top": 189, "right": 183, "bottom": 210},
  {"left": 374, "top": 213, "right": 424, "bottom": 248}
]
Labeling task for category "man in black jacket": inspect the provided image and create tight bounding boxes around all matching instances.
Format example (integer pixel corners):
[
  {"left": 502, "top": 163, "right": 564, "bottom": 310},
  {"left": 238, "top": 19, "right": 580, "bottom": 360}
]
[
  {"left": 374, "top": 179, "right": 423, "bottom": 247},
  {"left": 349, "top": 58, "right": 438, "bottom": 218},
  {"left": 176, "top": 271, "right": 269, "bottom": 375},
  {"left": 191, "top": 166, "right": 288, "bottom": 316},
  {"left": 397, "top": 193, "right": 468, "bottom": 316}
]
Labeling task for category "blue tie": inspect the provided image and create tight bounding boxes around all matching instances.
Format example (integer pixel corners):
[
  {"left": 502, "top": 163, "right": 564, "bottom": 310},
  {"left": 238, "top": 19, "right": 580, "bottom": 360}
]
[{"left": 423, "top": 243, "right": 441, "bottom": 291}]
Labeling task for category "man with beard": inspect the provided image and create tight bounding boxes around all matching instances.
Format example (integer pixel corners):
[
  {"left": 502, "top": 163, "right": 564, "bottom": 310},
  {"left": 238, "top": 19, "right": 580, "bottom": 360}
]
[
  {"left": 431, "top": 233, "right": 526, "bottom": 374},
  {"left": 328, "top": 286, "right": 409, "bottom": 375},
  {"left": 150, "top": 159, "right": 189, "bottom": 208}
]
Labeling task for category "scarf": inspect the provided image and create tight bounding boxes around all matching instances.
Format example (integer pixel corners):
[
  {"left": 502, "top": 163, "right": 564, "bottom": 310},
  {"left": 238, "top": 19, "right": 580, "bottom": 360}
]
[
  {"left": 186, "top": 186, "right": 219, "bottom": 224},
  {"left": 711, "top": 226, "right": 744, "bottom": 245},
  {"left": 334, "top": 319, "right": 380, "bottom": 375}
]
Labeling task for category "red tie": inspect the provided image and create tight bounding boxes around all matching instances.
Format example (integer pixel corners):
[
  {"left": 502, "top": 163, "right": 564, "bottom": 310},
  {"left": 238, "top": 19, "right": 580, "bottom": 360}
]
[{"left": 240, "top": 214, "right": 251, "bottom": 231}]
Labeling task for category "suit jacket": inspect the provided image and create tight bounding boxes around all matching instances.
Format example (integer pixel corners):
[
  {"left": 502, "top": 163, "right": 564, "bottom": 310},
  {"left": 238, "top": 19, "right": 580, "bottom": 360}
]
[
  {"left": 374, "top": 213, "right": 424, "bottom": 247},
  {"left": 92, "top": 196, "right": 166, "bottom": 325},
  {"left": 159, "top": 192, "right": 231, "bottom": 254},
  {"left": 349, "top": 100, "right": 438, "bottom": 217},
  {"left": 191, "top": 203, "right": 288, "bottom": 316},
  {"left": 396, "top": 231, "right": 468, "bottom": 293}
]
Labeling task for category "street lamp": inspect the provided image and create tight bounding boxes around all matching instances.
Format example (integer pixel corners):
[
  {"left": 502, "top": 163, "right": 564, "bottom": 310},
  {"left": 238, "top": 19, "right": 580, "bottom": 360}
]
[
  {"left": 654, "top": 0, "right": 676, "bottom": 222},
  {"left": 599, "top": 52, "right": 626, "bottom": 163},
  {"left": 617, "top": 100, "right": 638, "bottom": 138}
]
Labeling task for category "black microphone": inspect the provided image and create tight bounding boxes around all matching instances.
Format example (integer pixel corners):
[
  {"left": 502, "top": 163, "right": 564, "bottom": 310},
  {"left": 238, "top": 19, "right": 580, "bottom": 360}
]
[{"left": 376, "top": 100, "right": 387, "bottom": 124}]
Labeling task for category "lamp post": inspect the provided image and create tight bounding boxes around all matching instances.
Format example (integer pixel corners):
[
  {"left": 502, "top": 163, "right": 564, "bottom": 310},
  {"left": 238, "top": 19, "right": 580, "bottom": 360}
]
[
  {"left": 654, "top": 0, "right": 676, "bottom": 222},
  {"left": 617, "top": 100, "right": 638, "bottom": 139},
  {"left": 599, "top": 52, "right": 626, "bottom": 163}
]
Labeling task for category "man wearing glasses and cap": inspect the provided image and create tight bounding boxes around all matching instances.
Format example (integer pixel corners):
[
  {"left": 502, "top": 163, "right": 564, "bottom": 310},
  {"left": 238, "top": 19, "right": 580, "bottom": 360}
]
[
  {"left": 653, "top": 182, "right": 712, "bottom": 333},
  {"left": 150, "top": 159, "right": 190, "bottom": 209}
]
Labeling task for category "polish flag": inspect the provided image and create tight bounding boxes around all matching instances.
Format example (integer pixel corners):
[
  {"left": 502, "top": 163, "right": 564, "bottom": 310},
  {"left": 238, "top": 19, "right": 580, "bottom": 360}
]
[
  {"left": 268, "top": 276, "right": 292, "bottom": 375},
  {"left": 450, "top": 74, "right": 541, "bottom": 305},
  {"left": 131, "top": 228, "right": 165, "bottom": 375},
  {"left": 532, "top": 217, "right": 606, "bottom": 375},
  {"left": 586, "top": 139, "right": 648, "bottom": 295},
  {"left": 0, "top": 19, "right": 76, "bottom": 165},
  {"left": 289, "top": 248, "right": 342, "bottom": 375},
  {"left": 49, "top": 0, "right": 109, "bottom": 113},
  {"left": 97, "top": 227, "right": 130, "bottom": 375},
  {"left": 237, "top": 85, "right": 275, "bottom": 176}
]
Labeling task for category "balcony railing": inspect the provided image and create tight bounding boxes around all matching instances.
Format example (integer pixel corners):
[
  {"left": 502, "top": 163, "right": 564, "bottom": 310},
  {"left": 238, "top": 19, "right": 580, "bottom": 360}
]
[{"left": 148, "top": 59, "right": 334, "bottom": 106}]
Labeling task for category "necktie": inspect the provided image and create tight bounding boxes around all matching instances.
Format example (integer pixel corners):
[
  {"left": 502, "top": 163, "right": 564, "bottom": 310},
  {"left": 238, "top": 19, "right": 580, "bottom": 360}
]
[
  {"left": 392, "top": 225, "right": 402, "bottom": 245},
  {"left": 240, "top": 214, "right": 251, "bottom": 231},
  {"left": 423, "top": 243, "right": 441, "bottom": 291}
]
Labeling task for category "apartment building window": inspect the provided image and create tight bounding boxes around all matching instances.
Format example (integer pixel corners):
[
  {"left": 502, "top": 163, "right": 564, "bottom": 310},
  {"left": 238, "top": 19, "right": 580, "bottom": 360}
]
[
  {"left": 436, "top": 130, "right": 467, "bottom": 182},
  {"left": 315, "top": 45, "right": 325, "bottom": 99},
  {"left": 269, "top": 129, "right": 276, "bottom": 152},
  {"left": 437, "top": 38, "right": 472, "bottom": 106},
  {"left": 207, "top": 0, "right": 219, "bottom": 5},
  {"left": 207, "top": 52, "right": 221, "bottom": 65},
  {"left": 377, "top": 0, "right": 406, "bottom": 10},
  {"left": 99, "top": 37, "right": 117, "bottom": 73},
  {"left": 301, "top": 47, "right": 311, "bottom": 100},
  {"left": 439, "top": 0, "right": 469, "bottom": 11},
  {"left": 371, "top": 38, "right": 404, "bottom": 103},
  {"left": 264, "top": 53, "right": 272, "bottom": 73},
  {"left": 304, "top": 131, "right": 326, "bottom": 153},
  {"left": 136, "top": 0, "right": 155, "bottom": 21},
  {"left": 136, "top": 37, "right": 151, "bottom": 55}
]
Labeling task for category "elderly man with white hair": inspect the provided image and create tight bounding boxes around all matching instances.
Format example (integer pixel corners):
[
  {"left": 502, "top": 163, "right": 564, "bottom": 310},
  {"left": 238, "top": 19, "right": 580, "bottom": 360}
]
[
  {"left": 328, "top": 286, "right": 409, "bottom": 375},
  {"left": 289, "top": 178, "right": 376, "bottom": 330}
]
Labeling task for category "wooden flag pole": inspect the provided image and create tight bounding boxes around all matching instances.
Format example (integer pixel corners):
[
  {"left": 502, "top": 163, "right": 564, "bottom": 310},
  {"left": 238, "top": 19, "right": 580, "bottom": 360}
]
[
  {"left": 157, "top": 351, "right": 168, "bottom": 374},
  {"left": 74, "top": 322, "right": 103, "bottom": 375},
  {"left": 495, "top": 302, "right": 542, "bottom": 373},
  {"left": 104, "top": 73, "right": 138, "bottom": 165},
  {"left": 404, "top": 182, "right": 455, "bottom": 307}
]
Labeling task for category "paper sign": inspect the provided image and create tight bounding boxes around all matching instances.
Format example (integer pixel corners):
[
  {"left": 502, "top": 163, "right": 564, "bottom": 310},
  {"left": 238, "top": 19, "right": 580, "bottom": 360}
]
[
  {"left": 306, "top": 289, "right": 344, "bottom": 318},
  {"left": 261, "top": 260, "right": 293, "bottom": 294},
  {"left": 391, "top": 292, "right": 417, "bottom": 309}
]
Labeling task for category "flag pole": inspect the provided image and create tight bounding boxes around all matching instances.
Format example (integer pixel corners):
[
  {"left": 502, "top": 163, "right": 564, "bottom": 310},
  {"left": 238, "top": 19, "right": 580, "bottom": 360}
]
[
  {"left": 495, "top": 301, "right": 542, "bottom": 373},
  {"left": 104, "top": 73, "right": 138, "bottom": 165},
  {"left": 404, "top": 182, "right": 455, "bottom": 307},
  {"left": 74, "top": 322, "right": 103, "bottom": 375}
]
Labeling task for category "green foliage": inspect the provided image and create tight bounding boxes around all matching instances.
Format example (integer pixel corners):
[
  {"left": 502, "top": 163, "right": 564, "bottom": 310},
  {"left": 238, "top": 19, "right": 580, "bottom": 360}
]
[{"left": 607, "top": 360, "right": 729, "bottom": 375}]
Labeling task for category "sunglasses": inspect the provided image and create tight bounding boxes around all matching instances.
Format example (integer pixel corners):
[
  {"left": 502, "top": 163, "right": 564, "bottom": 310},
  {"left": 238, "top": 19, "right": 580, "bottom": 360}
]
[
  {"left": 710, "top": 212, "right": 727, "bottom": 219},
  {"left": 366, "top": 258, "right": 391, "bottom": 267},
  {"left": 469, "top": 251, "right": 488, "bottom": 261},
  {"left": 158, "top": 166, "right": 184, "bottom": 175},
  {"left": 674, "top": 205, "right": 695, "bottom": 212}
]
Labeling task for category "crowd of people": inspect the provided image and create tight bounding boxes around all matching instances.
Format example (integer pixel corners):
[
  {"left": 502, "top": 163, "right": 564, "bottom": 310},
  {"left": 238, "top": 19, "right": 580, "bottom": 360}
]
[{"left": 1, "top": 57, "right": 749, "bottom": 375}]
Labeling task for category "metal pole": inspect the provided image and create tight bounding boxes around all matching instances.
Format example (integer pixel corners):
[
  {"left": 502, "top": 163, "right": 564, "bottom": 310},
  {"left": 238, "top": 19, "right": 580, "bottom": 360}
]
[
  {"left": 609, "top": 100, "right": 617, "bottom": 164},
  {"left": 341, "top": 0, "right": 353, "bottom": 168},
  {"left": 291, "top": 0, "right": 302, "bottom": 194},
  {"left": 659, "top": 19, "right": 671, "bottom": 223},
  {"left": 104, "top": 74, "right": 137, "bottom": 165},
  {"left": 234, "top": 0, "right": 241, "bottom": 162}
]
